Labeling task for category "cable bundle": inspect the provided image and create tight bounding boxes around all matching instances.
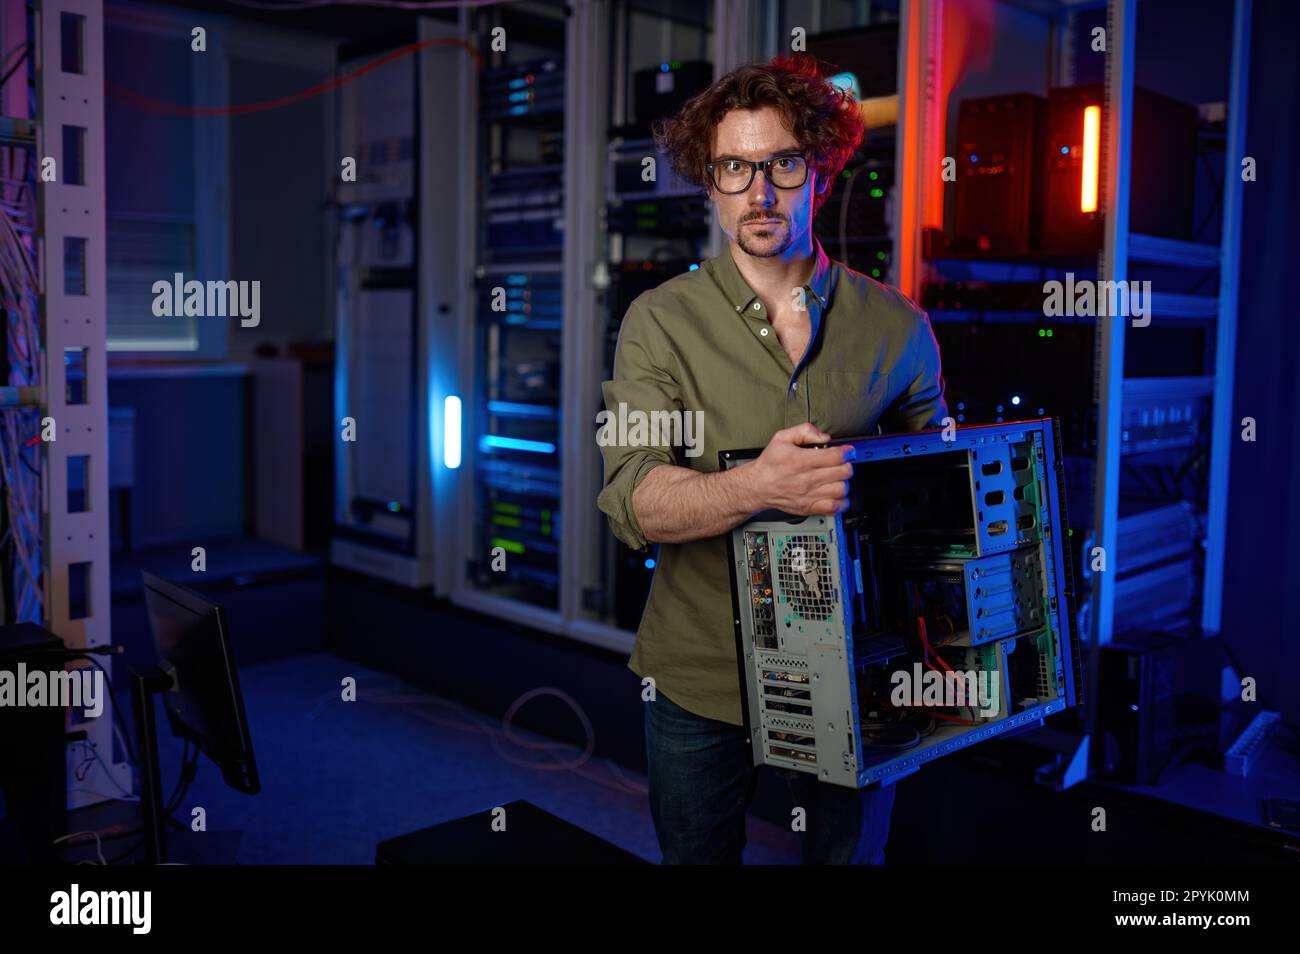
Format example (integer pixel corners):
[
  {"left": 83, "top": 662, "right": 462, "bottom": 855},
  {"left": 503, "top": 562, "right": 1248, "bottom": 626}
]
[{"left": 0, "top": 140, "right": 41, "bottom": 623}]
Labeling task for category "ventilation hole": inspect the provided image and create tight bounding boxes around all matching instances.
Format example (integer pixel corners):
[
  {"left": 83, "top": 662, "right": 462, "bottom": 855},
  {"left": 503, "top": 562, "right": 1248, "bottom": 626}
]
[
  {"left": 61, "top": 12, "right": 85, "bottom": 74},
  {"left": 64, "top": 237, "right": 87, "bottom": 295},
  {"left": 1010, "top": 456, "right": 1030, "bottom": 472},
  {"left": 65, "top": 347, "right": 87, "bottom": 404},
  {"left": 67, "top": 455, "right": 89, "bottom": 513},
  {"left": 63, "top": 125, "right": 86, "bottom": 185},
  {"left": 1018, "top": 514, "right": 1036, "bottom": 531},
  {"left": 987, "top": 520, "right": 1009, "bottom": 537},
  {"left": 985, "top": 490, "right": 1005, "bottom": 506},
  {"left": 981, "top": 461, "right": 1002, "bottom": 476},
  {"left": 69, "top": 562, "right": 91, "bottom": 619}
]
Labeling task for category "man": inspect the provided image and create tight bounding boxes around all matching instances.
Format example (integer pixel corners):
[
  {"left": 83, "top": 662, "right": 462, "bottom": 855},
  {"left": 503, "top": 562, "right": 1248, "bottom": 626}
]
[{"left": 597, "top": 56, "right": 947, "bottom": 864}]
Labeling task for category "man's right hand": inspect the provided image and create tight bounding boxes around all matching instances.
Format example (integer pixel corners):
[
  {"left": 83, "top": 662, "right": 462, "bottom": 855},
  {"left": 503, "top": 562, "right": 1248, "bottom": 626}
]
[{"left": 744, "top": 422, "right": 854, "bottom": 516}]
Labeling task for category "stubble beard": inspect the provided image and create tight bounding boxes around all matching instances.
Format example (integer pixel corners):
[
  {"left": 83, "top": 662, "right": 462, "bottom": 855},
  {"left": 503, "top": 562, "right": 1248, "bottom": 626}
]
[{"left": 735, "top": 215, "right": 794, "bottom": 258}]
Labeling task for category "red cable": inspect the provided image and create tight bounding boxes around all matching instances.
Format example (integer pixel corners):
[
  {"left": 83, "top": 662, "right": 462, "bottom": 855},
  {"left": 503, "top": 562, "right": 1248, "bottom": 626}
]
[{"left": 105, "top": 37, "right": 483, "bottom": 119}]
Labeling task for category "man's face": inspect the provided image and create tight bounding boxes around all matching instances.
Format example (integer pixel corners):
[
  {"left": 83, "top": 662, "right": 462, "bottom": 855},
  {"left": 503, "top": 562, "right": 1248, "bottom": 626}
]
[{"left": 708, "top": 105, "right": 827, "bottom": 259}]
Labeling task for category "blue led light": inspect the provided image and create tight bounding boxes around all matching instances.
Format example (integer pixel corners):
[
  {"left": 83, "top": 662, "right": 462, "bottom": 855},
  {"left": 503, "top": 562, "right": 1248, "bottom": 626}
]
[
  {"left": 969, "top": 153, "right": 978, "bottom": 163},
  {"left": 480, "top": 435, "right": 556, "bottom": 454},
  {"left": 827, "top": 72, "right": 861, "bottom": 100},
  {"left": 443, "top": 395, "right": 462, "bottom": 469},
  {"left": 1060, "top": 145, "right": 1069, "bottom": 155},
  {"left": 487, "top": 400, "right": 556, "bottom": 419},
  {"left": 1012, "top": 395, "right": 1021, "bottom": 406},
  {"left": 645, "top": 558, "right": 656, "bottom": 569},
  {"left": 688, "top": 263, "right": 699, "bottom": 271},
  {"left": 660, "top": 63, "right": 669, "bottom": 72}
]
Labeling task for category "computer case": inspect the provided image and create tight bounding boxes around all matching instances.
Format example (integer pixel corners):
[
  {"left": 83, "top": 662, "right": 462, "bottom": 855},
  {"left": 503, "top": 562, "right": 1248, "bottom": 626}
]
[
  {"left": 1099, "top": 632, "right": 1226, "bottom": 785},
  {"left": 952, "top": 93, "right": 1045, "bottom": 255},
  {"left": 1042, "top": 84, "right": 1198, "bottom": 253},
  {"left": 722, "top": 419, "right": 1083, "bottom": 788}
]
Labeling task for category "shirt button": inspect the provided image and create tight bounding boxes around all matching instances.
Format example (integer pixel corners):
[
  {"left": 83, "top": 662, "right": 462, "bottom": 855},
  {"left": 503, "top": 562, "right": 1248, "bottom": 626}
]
[
  {"left": 752, "top": 302, "right": 761, "bottom": 311},
  {"left": 760, "top": 328, "right": 769, "bottom": 336},
  {"left": 792, "top": 382, "right": 798, "bottom": 391}
]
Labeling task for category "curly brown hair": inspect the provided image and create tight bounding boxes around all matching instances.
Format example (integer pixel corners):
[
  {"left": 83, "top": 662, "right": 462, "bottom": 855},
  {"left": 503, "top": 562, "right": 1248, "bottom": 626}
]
[{"left": 652, "top": 55, "right": 865, "bottom": 215}]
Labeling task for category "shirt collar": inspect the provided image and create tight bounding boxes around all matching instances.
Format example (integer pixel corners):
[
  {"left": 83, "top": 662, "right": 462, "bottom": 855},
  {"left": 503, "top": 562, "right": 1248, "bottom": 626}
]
[{"left": 709, "top": 236, "right": 837, "bottom": 315}]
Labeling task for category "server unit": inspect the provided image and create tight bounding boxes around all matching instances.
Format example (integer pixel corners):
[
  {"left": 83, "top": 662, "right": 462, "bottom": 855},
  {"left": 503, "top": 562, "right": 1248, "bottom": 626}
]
[
  {"left": 723, "top": 419, "right": 1083, "bottom": 787},
  {"left": 1099, "top": 632, "right": 1225, "bottom": 784},
  {"left": 952, "top": 93, "right": 1044, "bottom": 254},
  {"left": 1042, "top": 84, "right": 1198, "bottom": 253},
  {"left": 632, "top": 60, "right": 712, "bottom": 126},
  {"left": 809, "top": 23, "right": 900, "bottom": 101},
  {"left": 332, "top": 46, "right": 433, "bottom": 586},
  {"left": 806, "top": 26, "right": 900, "bottom": 280},
  {"left": 469, "top": 52, "right": 569, "bottom": 610},
  {"left": 943, "top": 85, "right": 1198, "bottom": 256}
]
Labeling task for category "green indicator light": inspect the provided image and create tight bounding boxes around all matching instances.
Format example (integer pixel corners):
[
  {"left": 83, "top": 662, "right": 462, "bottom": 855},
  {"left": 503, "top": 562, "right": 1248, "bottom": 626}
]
[
  {"left": 542, "top": 509, "right": 550, "bottom": 519},
  {"left": 491, "top": 536, "right": 525, "bottom": 554},
  {"left": 869, "top": 188, "right": 883, "bottom": 198},
  {"left": 868, "top": 171, "right": 879, "bottom": 180},
  {"left": 1046, "top": 329, "right": 1054, "bottom": 337},
  {"left": 491, "top": 515, "right": 522, "bottom": 528},
  {"left": 871, "top": 269, "right": 881, "bottom": 277},
  {"left": 876, "top": 251, "right": 886, "bottom": 261},
  {"left": 493, "top": 502, "right": 522, "bottom": 514},
  {"left": 1038, "top": 328, "right": 1046, "bottom": 337}
]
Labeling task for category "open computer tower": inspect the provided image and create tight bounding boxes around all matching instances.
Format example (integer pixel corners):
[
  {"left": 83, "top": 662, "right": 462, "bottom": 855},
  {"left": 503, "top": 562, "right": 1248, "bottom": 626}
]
[{"left": 722, "top": 419, "right": 1083, "bottom": 788}]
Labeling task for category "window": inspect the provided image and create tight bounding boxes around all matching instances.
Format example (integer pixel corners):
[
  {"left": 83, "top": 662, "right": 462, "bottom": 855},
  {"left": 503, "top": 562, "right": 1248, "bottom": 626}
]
[{"left": 104, "top": 23, "right": 202, "bottom": 352}]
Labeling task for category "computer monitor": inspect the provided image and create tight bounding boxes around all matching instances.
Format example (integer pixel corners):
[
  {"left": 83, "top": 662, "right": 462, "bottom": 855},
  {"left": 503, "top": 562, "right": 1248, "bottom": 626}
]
[{"left": 141, "top": 572, "right": 259, "bottom": 795}]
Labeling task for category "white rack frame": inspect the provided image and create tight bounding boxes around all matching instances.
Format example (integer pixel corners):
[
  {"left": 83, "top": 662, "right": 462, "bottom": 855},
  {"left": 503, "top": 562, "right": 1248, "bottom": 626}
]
[{"left": 34, "top": 0, "right": 122, "bottom": 809}]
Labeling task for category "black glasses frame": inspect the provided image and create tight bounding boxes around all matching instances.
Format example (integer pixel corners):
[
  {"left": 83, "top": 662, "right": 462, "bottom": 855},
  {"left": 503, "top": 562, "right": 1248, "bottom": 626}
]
[{"left": 704, "top": 153, "right": 810, "bottom": 194}]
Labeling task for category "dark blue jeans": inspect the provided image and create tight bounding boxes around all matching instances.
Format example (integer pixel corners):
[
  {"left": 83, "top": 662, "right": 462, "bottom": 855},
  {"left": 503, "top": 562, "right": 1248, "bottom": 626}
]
[{"left": 645, "top": 691, "right": 895, "bottom": 864}]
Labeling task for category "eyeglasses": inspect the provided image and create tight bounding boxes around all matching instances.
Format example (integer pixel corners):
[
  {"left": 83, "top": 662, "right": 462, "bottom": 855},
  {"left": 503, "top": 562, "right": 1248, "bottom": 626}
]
[{"left": 704, "top": 153, "right": 809, "bottom": 194}]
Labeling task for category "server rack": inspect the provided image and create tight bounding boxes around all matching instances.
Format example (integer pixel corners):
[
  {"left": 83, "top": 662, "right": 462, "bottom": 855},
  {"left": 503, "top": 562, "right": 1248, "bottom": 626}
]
[
  {"left": 12, "top": 0, "right": 122, "bottom": 810},
  {"left": 450, "top": 1, "right": 570, "bottom": 631},
  {"left": 893, "top": 0, "right": 1251, "bottom": 785},
  {"left": 331, "top": 42, "right": 430, "bottom": 586}
]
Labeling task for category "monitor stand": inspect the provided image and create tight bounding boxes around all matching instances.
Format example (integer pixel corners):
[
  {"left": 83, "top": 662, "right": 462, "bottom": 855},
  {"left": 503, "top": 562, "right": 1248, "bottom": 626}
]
[{"left": 129, "top": 665, "right": 176, "bottom": 865}]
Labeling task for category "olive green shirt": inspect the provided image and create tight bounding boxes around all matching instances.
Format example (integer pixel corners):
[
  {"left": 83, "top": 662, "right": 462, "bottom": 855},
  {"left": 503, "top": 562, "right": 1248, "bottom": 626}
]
[{"left": 597, "top": 239, "right": 947, "bottom": 726}]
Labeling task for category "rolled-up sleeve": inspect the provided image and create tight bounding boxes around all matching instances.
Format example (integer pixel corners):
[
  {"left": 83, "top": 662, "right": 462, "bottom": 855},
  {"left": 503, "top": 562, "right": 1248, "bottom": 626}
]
[
  {"left": 881, "top": 307, "right": 948, "bottom": 432},
  {"left": 596, "top": 298, "right": 680, "bottom": 553}
]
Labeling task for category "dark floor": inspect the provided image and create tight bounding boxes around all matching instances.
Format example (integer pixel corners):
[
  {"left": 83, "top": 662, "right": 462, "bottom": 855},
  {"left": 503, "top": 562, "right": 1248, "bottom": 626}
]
[
  {"left": 45, "top": 542, "right": 1299, "bottom": 865},
  {"left": 70, "top": 652, "right": 800, "bottom": 865},
  {"left": 59, "top": 646, "right": 1298, "bottom": 866}
]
